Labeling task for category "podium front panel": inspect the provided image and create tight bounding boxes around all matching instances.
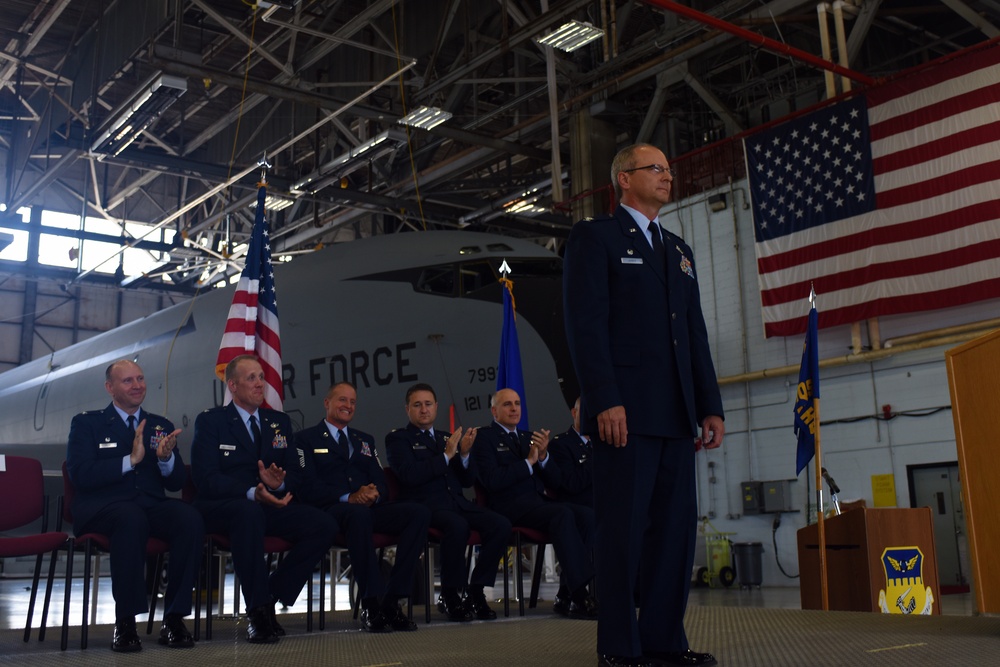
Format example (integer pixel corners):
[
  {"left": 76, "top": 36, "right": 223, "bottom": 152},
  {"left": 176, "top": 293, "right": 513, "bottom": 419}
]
[{"left": 797, "top": 508, "right": 940, "bottom": 615}]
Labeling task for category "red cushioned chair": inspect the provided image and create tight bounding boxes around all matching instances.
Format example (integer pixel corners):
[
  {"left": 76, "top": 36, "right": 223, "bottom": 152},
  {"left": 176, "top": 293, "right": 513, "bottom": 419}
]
[
  {"left": 318, "top": 466, "right": 413, "bottom": 629},
  {"left": 181, "top": 465, "right": 310, "bottom": 640},
  {"left": 473, "top": 482, "right": 549, "bottom": 618},
  {"left": 381, "top": 466, "right": 480, "bottom": 624},
  {"left": 56, "top": 461, "right": 170, "bottom": 649},
  {"left": 0, "top": 456, "right": 72, "bottom": 650}
]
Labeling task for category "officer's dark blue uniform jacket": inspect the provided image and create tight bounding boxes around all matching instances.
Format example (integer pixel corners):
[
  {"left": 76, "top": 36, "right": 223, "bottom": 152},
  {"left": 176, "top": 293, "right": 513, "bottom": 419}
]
[
  {"left": 288, "top": 421, "right": 387, "bottom": 506},
  {"left": 66, "top": 403, "right": 186, "bottom": 530},
  {"left": 190, "top": 403, "right": 293, "bottom": 500}
]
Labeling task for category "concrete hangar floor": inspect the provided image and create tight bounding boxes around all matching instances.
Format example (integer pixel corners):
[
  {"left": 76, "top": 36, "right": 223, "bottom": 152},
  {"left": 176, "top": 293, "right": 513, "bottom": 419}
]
[{"left": 0, "top": 574, "right": 988, "bottom": 667}]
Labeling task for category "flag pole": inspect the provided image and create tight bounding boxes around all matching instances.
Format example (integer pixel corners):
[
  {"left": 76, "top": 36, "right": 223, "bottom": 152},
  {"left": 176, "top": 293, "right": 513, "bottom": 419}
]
[{"left": 809, "top": 287, "right": 829, "bottom": 611}]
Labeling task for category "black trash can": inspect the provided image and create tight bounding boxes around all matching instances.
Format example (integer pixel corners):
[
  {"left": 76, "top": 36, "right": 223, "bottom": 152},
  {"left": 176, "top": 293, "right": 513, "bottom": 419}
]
[{"left": 732, "top": 542, "right": 763, "bottom": 588}]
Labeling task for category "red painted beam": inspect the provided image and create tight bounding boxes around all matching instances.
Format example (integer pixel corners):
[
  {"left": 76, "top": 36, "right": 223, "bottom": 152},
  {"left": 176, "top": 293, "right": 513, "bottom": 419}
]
[{"left": 642, "top": 0, "right": 877, "bottom": 87}]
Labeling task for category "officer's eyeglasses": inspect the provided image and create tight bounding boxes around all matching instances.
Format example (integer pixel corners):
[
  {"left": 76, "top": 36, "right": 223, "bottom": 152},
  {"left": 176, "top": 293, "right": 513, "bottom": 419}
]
[{"left": 622, "top": 164, "right": 675, "bottom": 177}]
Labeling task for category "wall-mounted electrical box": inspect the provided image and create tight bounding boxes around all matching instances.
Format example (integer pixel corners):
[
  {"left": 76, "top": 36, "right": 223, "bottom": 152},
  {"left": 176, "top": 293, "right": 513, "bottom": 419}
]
[
  {"left": 741, "top": 481, "right": 763, "bottom": 514},
  {"left": 763, "top": 479, "right": 795, "bottom": 513}
]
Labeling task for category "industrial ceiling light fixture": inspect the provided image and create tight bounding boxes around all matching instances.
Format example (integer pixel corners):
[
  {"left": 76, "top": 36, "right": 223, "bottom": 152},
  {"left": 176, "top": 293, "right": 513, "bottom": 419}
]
[
  {"left": 290, "top": 128, "right": 407, "bottom": 194},
  {"left": 536, "top": 20, "right": 604, "bottom": 52},
  {"left": 90, "top": 73, "right": 187, "bottom": 158},
  {"left": 398, "top": 106, "right": 452, "bottom": 130},
  {"left": 249, "top": 193, "right": 294, "bottom": 212}
]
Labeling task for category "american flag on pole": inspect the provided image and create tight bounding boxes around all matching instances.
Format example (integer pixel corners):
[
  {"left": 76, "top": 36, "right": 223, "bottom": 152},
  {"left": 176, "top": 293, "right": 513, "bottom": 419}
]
[
  {"left": 214, "top": 182, "right": 284, "bottom": 409},
  {"left": 746, "top": 42, "right": 1000, "bottom": 338}
]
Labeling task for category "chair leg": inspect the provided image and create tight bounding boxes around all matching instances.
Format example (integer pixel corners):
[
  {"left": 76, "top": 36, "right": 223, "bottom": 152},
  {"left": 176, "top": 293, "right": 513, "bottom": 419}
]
[
  {"left": 502, "top": 547, "right": 510, "bottom": 618},
  {"left": 23, "top": 552, "right": 45, "bottom": 642},
  {"left": 529, "top": 544, "right": 545, "bottom": 609},
  {"left": 146, "top": 553, "right": 164, "bottom": 635},
  {"left": 318, "top": 553, "right": 326, "bottom": 631},
  {"left": 424, "top": 544, "right": 432, "bottom": 624},
  {"left": 516, "top": 535, "right": 525, "bottom": 617},
  {"left": 90, "top": 553, "right": 102, "bottom": 629},
  {"left": 38, "top": 547, "right": 61, "bottom": 642},
  {"left": 193, "top": 547, "right": 203, "bottom": 642},
  {"left": 61, "top": 542, "right": 73, "bottom": 651},
  {"left": 81, "top": 542, "right": 92, "bottom": 650},
  {"left": 205, "top": 540, "right": 214, "bottom": 641},
  {"left": 306, "top": 564, "right": 313, "bottom": 633}
]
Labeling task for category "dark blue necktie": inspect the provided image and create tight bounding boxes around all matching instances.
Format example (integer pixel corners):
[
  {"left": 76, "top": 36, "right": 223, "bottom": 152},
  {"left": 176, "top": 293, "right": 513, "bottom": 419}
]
[
  {"left": 249, "top": 415, "right": 262, "bottom": 456},
  {"left": 337, "top": 429, "right": 350, "bottom": 457},
  {"left": 649, "top": 221, "right": 664, "bottom": 254}
]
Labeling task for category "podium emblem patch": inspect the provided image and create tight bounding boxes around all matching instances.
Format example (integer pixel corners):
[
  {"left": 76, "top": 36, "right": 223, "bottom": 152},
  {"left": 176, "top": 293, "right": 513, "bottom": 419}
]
[{"left": 877, "top": 546, "right": 934, "bottom": 615}]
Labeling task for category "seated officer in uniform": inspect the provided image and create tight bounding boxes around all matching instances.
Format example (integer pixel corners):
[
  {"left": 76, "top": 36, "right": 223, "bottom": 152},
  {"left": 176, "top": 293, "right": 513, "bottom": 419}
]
[
  {"left": 548, "top": 396, "right": 595, "bottom": 614},
  {"left": 288, "top": 381, "right": 430, "bottom": 632},
  {"left": 67, "top": 359, "right": 203, "bottom": 652},
  {"left": 191, "top": 354, "right": 336, "bottom": 644},
  {"left": 549, "top": 397, "right": 593, "bottom": 508},
  {"left": 385, "top": 382, "right": 511, "bottom": 622},
  {"left": 472, "top": 387, "right": 598, "bottom": 619}
]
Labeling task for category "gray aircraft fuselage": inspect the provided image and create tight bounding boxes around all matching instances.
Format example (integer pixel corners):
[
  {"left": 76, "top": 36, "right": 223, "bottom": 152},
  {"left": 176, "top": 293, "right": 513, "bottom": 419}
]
[{"left": 0, "top": 231, "right": 574, "bottom": 475}]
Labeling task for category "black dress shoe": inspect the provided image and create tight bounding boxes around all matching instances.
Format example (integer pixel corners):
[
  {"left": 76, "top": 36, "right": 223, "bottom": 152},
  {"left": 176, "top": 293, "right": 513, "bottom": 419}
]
[
  {"left": 246, "top": 606, "right": 279, "bottom": 644},
  {"left": 463, "top": 591, "right": 497, "bottom": 620},
  {"left": 568, "top": 594, "right": 599, "bottom": 619},
  {"left": 112, "top": 618, "right": 142, "bottom": 653},
  {"left": 436, "top": 592, "right": 473, "bottom": 622},
  {"left": 597, "top": 654, "right": 653, "bottom": 667},
  {"left": 382, "top": 603, "right": 417, "bottom": 631},
  {"left": 158, "top": 614, "right": 194, "bottom": 648},
  {"left": 360, "top": 607, "right": 392, "bottom": 633},
  {"left": 553, "top": 594, "right": 570, "bottom": 616},
  {"left": 645, "top": 649, "right": 718, "bottom": 666},
  {"left": 267, "top": 601, "right": 286, "bottom": 637}
]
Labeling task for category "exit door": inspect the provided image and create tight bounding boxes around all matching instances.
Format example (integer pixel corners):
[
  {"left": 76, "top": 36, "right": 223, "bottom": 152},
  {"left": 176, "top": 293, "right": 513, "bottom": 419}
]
[{"left": 909, "top": 463, "right": 969, "bottom": 592}]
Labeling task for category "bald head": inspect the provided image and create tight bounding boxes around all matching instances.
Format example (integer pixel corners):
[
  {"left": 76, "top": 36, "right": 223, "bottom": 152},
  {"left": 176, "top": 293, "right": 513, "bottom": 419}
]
[
  {"left": 491, "top": 388, "right": 522, "bottom": 429},
  {"left": 105, "top": 359, "right": 146, "bottom": 413}
]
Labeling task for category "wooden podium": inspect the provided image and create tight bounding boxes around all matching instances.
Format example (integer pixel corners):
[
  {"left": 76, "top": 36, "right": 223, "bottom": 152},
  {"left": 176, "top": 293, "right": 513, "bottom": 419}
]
[
  {"left": 946, "top": 328, "right": 1000, "bottom": 614},
  {"left": 797, "top": 507, "right": 940, "bottom": 614}
]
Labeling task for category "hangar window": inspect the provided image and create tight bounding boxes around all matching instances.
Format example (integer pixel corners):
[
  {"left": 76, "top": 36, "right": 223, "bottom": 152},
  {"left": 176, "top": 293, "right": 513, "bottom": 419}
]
[{"left": 10, "top": 209, "right": 177, "bottom": 276}]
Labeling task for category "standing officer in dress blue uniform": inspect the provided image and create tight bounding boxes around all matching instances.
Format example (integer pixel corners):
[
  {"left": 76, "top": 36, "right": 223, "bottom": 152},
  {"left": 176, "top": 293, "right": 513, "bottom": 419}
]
[
  {"left": 563, "top": 143, "right": 725, "bottom": 667},
  {"left": 67, "top": 359, "right": 203, "bottom": 652},
  {"left": 471, "top": 388, "right": 598, "bottom": 619},
  {"left": 288, "top": 381, "right": 430, "bottom": 632},
  {"left": 190, "top": 354, "right": 336, "bottom": 644},
  {"left": 384, "top": 383, "right": 510, "bottom": 622}
]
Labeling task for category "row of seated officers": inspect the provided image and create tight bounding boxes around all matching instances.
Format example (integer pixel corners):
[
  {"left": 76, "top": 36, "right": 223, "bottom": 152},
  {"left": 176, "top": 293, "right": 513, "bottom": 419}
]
[{"left": 65, "top": 354, "right": 595, "bottom": 652}]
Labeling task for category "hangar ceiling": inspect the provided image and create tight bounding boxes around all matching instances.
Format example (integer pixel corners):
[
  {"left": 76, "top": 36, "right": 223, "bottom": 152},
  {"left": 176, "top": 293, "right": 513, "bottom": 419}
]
[{"left": 0, "top": 0, "right": 997, "bottom": 292}]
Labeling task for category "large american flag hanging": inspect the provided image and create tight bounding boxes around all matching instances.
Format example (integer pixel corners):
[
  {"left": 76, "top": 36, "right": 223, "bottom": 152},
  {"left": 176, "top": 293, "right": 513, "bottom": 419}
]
[
  {"left": 214, "top": 182, "right": 284, "bottom": 409},
  {"left": 746, "top": 42, "right": 1000, "bottom": 338}
]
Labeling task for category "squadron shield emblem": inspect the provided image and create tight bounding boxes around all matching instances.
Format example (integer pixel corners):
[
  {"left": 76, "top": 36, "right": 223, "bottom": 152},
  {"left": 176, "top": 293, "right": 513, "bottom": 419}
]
[{"left": 877, "top": 546, "right": 934, "bottom": 615}]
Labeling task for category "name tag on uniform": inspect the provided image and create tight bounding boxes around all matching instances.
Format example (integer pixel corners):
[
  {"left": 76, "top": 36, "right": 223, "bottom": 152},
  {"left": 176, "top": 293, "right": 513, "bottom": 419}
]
[
  {"left": 219, "top": 444, "right": 236, "bottom": 451},
  {"left": 99, "top": 442, "right": 117, "bottom": 449},
  {"left": 621, "top": 257, "right": 643, "bottom": 264},
  {"left": 411, "top": 443, "right": 426, "bottom": 450},
  {"left": 496, "top": 444, "right": 509, "bottom": 451},
  {"left": 314, "top": 448, "right": 329, "bottom": 454}
]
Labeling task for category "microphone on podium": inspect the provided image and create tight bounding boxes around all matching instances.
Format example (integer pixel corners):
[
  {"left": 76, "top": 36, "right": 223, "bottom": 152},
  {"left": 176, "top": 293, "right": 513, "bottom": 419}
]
[{"left": 821, "top": 467, "right": 841, "bottom": 494}]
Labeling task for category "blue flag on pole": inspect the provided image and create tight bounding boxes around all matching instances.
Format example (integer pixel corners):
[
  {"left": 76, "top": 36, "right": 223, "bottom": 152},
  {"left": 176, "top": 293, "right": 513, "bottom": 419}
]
[
  {"left": 794, "top": 304, "right": 819, "bottom": 475},
  {"left": 497, "top": 276, "right": 529, "bottom": 430}
]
